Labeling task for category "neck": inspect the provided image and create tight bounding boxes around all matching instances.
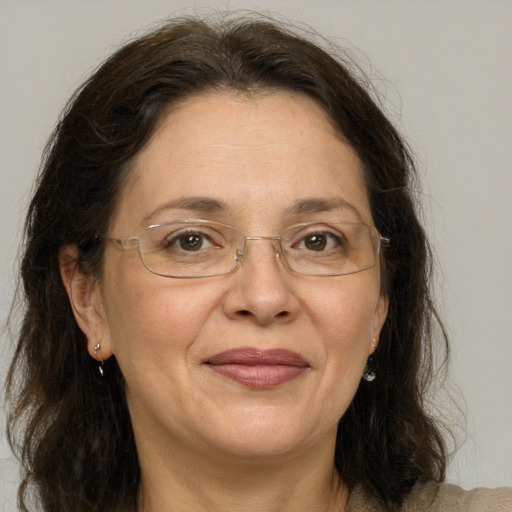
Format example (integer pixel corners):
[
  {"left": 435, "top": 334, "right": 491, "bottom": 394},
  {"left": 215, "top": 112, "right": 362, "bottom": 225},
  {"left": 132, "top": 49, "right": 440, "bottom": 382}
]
[{"left": 135, "top": 432, "right": 348, "bottom": 512}]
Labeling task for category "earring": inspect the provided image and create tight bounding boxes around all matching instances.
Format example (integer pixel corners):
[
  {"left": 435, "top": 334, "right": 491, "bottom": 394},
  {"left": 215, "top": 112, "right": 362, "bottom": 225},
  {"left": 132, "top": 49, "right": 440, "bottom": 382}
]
[
  {"left": 363, "top": 337, "right": 377, "bottom": 382},
  {"left": 94, "top": 342, "right": 105, "bottom": 377},
  {"left": 362, "top": 358, "right": 376, "bottom": 382}
]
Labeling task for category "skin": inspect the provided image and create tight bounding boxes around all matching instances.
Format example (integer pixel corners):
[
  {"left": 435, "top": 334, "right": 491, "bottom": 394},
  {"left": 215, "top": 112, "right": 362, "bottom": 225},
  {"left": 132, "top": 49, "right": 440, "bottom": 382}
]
[{"left": 61, "top": 90, "right": 388, "bottom": 511}]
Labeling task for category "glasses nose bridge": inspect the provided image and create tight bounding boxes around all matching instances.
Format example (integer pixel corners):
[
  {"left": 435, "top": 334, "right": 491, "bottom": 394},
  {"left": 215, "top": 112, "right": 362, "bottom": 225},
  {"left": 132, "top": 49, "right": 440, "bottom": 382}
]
[
  {"left": 235, "top": 234, "right": 285, "bottom": 264},
  {"left": 245, "top": 234, "right": 282, "bottom": 242}
]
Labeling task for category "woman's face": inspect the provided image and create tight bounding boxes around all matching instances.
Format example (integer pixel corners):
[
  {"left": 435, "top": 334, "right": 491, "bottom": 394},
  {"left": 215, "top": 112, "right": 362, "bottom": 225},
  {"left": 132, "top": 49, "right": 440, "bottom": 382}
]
[{"left": 78, "top": 90, "right": 388, "bottom": 462}]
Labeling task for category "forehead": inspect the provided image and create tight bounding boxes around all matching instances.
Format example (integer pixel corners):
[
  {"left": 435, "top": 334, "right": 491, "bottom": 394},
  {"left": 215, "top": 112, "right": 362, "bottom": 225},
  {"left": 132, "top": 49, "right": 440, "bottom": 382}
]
[{"left": 112, "top": 90, "right": 371, "bottom": 233}]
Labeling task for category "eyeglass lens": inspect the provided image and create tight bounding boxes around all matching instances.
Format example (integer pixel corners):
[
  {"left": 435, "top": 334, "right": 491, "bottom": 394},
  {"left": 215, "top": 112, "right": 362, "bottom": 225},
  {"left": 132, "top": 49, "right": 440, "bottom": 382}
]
[{"left": 137, "top": 220, "right": 380, "bottom": 278}]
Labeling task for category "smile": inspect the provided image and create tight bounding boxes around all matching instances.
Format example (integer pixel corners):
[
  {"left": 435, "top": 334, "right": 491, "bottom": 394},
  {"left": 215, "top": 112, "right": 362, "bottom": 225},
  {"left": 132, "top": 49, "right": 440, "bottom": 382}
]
[{"left": 204, "top": 347, "right": 310, "bottom": 389}]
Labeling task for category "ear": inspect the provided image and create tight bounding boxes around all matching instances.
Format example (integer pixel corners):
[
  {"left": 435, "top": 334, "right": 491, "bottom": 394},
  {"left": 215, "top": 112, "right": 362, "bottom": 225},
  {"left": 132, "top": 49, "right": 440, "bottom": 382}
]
[
  {"left": 369, "top": 294, "right": 389, "bottom": 355},
  {"left": 59, "top": 245, "right": 113, "bottom": 361}
]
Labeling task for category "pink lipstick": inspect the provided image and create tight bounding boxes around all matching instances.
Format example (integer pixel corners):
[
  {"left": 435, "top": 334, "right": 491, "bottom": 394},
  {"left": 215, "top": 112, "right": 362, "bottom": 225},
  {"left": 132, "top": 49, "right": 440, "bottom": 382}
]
[{"left": 205, "top": 347, "right": 309, "bottom": 389}]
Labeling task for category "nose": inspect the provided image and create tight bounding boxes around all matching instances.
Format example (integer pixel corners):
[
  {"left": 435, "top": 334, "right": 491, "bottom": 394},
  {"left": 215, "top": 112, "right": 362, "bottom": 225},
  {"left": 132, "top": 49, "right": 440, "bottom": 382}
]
[{"left": 222, "top": 238, "right": 300, "bottom": 325}]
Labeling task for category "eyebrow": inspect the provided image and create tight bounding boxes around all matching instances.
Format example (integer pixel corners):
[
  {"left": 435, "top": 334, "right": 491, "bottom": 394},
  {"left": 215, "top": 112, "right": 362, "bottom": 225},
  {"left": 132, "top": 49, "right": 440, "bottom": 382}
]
[
  {"left": 143, "top": 196, "right": 364, "bottom": 224},
  {"left": 143, "top": 196, "right": 231, "bottom": 224},
  {"left": 286, "top": 198, "right": 364, "bottom": 222}
]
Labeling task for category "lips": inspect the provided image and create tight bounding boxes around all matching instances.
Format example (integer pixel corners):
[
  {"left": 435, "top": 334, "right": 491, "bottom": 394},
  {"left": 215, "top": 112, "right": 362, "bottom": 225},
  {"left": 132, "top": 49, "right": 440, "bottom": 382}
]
[{"left": 204, "top": 347, "right": 310, "bottom": 389}]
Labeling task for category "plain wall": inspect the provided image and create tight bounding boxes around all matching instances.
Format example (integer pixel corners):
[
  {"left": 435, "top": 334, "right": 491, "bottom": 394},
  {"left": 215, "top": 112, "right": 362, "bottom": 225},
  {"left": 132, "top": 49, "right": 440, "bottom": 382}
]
[{"left": 1, "top": 0, "right": 511, "bottom": 509}]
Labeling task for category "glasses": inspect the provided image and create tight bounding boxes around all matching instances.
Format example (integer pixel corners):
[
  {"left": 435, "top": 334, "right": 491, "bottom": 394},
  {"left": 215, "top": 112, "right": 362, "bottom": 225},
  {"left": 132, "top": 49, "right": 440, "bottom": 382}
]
[{"left": 105, "top": 219, "right": 389, "bottom": 279}]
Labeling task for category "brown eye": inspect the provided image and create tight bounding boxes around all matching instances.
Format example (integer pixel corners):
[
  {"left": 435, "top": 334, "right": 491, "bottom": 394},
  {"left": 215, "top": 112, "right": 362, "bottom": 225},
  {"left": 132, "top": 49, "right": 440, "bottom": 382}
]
[
  {"left": 304, "top": 234, "right": 327, "bottom": 251},
  {"left": 162, "top": 230, "right": 216, "bottom": 252},
  {"left": 179, "top": 234, "right": 204, "bottom": 251},
  {"left": 297, "top": 232, "right": 343, "bottom": 252},
  {"left": 289, "top": 225, "right": 348, "bottom": 255}
]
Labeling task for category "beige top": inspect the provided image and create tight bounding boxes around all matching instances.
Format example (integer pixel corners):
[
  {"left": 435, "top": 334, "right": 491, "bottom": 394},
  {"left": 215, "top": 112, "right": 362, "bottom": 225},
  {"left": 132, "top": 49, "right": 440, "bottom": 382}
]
[{"left": 347, "top": 480, "right": 512, "bottom": 511}]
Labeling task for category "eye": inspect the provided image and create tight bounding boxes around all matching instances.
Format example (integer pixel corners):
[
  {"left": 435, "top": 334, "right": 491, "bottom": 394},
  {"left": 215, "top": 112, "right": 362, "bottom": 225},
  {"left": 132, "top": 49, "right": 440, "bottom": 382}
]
[
  {"left": 163, "top": 230, "right": 217, "bottom": 252},
  {"left": 296, "top": 231, "right": 345, "bottom": 252}
]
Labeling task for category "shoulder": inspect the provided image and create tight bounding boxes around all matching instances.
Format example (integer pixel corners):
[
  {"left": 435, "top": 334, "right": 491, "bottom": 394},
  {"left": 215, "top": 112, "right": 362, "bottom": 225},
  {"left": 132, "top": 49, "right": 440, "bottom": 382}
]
[
  {"left": 347, "top": 481, "right": 512, "bottom": 512},
  {"left": 403, "top": 481, "right": 512, "bottom": 512}
]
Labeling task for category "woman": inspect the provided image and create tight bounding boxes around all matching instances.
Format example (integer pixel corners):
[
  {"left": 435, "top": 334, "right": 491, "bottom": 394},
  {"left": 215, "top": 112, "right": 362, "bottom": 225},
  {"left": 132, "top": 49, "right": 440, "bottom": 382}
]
[{"left": 5, "top": 14, "right": 511, "bottom": 512}]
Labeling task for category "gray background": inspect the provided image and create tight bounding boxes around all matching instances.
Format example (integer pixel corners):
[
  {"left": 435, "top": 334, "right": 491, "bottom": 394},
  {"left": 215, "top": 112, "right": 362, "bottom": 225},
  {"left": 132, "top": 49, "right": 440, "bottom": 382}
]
[{"left": 1, "top": 0, "right": 511, "bottom": 509}]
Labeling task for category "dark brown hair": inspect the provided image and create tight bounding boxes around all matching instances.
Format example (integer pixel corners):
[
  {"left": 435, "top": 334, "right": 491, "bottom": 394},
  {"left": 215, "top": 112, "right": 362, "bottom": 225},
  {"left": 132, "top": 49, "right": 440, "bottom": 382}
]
[{"left": 6, "top": 14, "right": 448, "bottom": 512}]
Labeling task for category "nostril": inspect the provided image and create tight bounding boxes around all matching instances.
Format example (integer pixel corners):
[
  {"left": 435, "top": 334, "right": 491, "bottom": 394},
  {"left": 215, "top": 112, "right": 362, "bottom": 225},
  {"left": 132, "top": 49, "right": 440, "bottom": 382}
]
[{"left": 277, "top": 311, "right": 289, "bottom": 317}]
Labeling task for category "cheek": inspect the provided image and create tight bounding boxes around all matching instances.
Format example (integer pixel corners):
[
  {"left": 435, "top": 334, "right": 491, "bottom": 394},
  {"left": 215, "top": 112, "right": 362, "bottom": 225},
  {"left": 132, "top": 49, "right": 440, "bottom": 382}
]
[
  {"left": 306, "top": 277, "right": 379, "bottom": 339},
  {"left": 303, "top": 276, "right": 380, "bottom": 378},
  {"left": 290, "top": 280, "right": 379, "bottom": 433},
  {"left": 101, "top": 268, "right": 223, "bottom": 372}
]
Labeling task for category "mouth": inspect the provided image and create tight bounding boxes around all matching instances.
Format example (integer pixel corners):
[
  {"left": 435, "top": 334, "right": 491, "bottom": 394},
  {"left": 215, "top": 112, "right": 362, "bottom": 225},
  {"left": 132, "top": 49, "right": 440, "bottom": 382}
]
[{"left": 204, "top": 347, "right": 310, "bottom": 389}]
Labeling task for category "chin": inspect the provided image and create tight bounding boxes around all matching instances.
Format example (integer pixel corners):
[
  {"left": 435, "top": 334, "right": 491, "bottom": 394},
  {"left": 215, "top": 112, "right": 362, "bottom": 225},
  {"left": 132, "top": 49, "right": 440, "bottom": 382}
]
[{"left": 196, "top": 411, "right": 334, "bottom": 462}]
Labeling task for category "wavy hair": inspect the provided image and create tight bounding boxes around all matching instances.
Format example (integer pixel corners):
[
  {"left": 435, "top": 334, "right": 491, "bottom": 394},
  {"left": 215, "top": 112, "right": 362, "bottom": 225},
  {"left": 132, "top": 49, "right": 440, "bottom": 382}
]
[{"left": 6, "top": 14, "right": 448, "bottom": 512}]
